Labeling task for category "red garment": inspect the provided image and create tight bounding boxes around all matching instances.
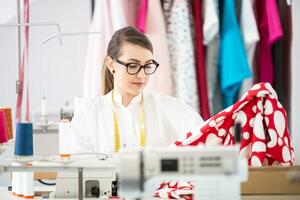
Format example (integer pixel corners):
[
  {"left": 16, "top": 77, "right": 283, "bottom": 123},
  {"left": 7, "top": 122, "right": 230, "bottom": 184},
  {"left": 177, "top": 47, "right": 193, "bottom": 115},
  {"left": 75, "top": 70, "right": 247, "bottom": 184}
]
[
  {"left": 154, "top": 180, "right": 193, "bottom": 200},
  {"left": 256, "top": 0, "right": 283, "bottom": 85},
  {"left": 175, "top": 82, "right": 294, "bottom": 166},
  {"left": 155, "top": 82, "right": 294, "bottom": 199},
  {"left": 191, "top": 0, "right": 210, "bottom": 120}
]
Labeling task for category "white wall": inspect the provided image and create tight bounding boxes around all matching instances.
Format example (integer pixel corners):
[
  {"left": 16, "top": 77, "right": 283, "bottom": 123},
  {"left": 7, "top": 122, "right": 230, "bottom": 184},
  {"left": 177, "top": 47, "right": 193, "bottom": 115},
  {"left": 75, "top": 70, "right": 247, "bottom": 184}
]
[
  {"left": 0, "top": 0, "right": 91, "bottom": 186},
  {"left": 291, "top": 2, "right": 300, "bottom": 164},
  {"left": 0, "top": 0, "right": 91, "bottom": 120}
]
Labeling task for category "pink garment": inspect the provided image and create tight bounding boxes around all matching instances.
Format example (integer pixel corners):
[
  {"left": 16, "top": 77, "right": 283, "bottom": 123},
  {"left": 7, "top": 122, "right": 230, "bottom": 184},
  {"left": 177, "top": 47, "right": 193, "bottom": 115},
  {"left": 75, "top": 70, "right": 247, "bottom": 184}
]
[
  {"left": 144, "top": 0, "right": 174, "bottom": 96},
  {"left": 256, "top": 0, "right": 283, "bottom": 85},
  {"left": 136, "top": 0, "right": 148, "bottom": 33},
  {"left": 0, "top": 111, "right": 9, "bottom": 144},
  {"left": 83, "top": 1, "right": 138, "bottom": 98}
]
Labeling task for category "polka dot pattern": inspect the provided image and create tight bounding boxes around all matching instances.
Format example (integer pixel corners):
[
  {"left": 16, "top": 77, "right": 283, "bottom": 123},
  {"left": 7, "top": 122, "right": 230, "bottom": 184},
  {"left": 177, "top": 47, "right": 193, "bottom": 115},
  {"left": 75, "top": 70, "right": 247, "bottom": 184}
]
[
  {"left": 168, "top": 83, "right": 294, "bottom": 199},
  {"left": 252, "top": 141, "right": 266, "bottom": 152},
  {"left": 219, "top": 128, "right": 226, "bottom": 136},
  {"left": 243, "top": 132, "right": 250, "bottom": 140},
  {"left": 278, "top": 138, "right": 283, "bottom": 146},
  {"left": 274, "top": 111, "right": 285, "bottom": 137},
  {"left": 264, "top": 100, "right": 273, "bottom": 115},
  {"left": 236, "top": 111, "right": 247, "bottom": 127},
  {"left": 249, "top": 118, "right": 254, "bottom": 127},
  {"left": 282, "top": 146, "right": 291, "bottom": 162},
  {"left": 174, "top": 83, "right": 294, "bottom": 166},
  {"left": 253, "top": 114, "right": 265, "bottom": 139},
  {"left": 251, "top": 156, "right": 262, "bottom": 167},
  {"left": 267, "top": 129, "right": 277, "bottom": 148},
  {"left": 252, "top": 106, "right": 257, "bottom": 113},
  {"left": 206, "top": 133, "right": 221, "bottom": 145}
]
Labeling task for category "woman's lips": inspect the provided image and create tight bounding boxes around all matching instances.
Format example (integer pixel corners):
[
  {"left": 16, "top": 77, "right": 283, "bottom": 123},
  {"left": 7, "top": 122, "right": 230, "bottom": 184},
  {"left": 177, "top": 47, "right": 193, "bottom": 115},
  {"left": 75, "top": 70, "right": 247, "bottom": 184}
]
[{"left": 132, "top": 82, "right": 145, "bottom": 87}]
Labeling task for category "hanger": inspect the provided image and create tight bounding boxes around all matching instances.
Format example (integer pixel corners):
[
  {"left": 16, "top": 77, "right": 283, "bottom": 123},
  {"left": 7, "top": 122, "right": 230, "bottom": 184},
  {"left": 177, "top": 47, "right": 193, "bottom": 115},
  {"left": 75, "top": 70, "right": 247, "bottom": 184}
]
[{"left": 42, "top": 31, "right": 101, "bottom": 46}]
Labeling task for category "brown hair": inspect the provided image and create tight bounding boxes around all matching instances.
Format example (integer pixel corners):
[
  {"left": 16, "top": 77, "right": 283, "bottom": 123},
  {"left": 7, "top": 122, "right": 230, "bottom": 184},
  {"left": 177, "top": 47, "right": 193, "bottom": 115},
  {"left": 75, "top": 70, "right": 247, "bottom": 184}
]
[{"left": 101, "top": 26, "right": 153, "bottom": 95}]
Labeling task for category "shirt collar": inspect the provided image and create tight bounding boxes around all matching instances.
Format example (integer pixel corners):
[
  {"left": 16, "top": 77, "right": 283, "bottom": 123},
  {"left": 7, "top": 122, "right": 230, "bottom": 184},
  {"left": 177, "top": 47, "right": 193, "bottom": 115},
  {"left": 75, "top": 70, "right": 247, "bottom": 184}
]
[{"left": 106, "top": 89, "right": 143, "bottom": 107}]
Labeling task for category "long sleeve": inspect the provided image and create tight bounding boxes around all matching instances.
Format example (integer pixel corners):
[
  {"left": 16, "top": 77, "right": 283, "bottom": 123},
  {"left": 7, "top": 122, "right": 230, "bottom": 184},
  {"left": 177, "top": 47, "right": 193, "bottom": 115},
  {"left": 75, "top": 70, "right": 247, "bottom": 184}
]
[
  {"left": 70, "top": 100, "right": 94, "bottom": 154},
  {"left": 154, "top": 95, "right": 204, "bottom": 140}
]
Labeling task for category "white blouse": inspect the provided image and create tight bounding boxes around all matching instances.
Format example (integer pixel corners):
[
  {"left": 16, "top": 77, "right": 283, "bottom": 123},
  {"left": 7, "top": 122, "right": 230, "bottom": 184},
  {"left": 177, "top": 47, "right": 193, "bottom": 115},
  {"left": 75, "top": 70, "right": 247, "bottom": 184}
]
[{"left": 70, "top": 91, "right": 203, "bottom": 155}]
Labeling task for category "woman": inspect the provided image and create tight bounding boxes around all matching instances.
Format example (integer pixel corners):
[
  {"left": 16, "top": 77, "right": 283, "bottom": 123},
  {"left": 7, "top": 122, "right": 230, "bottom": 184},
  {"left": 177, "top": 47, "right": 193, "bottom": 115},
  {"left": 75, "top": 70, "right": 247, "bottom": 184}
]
[{"left": 71, "top": 26, "right": 203, "bottom": 154}]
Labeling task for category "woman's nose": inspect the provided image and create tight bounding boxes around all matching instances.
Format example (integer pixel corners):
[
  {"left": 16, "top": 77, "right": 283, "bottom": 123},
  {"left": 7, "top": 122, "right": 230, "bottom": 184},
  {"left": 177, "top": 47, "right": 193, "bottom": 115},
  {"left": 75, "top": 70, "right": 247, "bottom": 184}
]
[{"left": 136, "top": 68, "right": 147, "bottom": 78}]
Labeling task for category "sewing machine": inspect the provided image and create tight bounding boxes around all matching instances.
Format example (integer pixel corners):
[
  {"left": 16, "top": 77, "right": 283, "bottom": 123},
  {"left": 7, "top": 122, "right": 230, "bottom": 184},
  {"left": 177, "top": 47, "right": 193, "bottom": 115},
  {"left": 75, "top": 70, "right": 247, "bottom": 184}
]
[
  {"left": 48, "top": 154, "right": 117, "bottom": 199},
  {"left": 118, "top": 146, "right": 248, "bottom": 200},
  {"left": 1, "top": 146, "right": 247, "bottom": 199},
  {"left": 0, "top": 153, "right": 117, "bottom": 199}
]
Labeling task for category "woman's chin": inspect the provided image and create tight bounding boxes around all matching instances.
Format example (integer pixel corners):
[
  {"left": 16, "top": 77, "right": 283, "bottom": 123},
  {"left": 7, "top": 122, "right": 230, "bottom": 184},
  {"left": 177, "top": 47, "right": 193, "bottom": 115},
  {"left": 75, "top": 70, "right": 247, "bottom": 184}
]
[{"left": 129, "top": 87, "right": 145, "bottom": 96}]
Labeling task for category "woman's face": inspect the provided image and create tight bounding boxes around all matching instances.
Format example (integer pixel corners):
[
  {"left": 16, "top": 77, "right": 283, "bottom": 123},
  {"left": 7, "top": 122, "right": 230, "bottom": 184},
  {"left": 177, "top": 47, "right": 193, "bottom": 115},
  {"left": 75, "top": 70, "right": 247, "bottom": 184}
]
[{"left": 109, "top": 42, "right": 154, "bottom": 97}]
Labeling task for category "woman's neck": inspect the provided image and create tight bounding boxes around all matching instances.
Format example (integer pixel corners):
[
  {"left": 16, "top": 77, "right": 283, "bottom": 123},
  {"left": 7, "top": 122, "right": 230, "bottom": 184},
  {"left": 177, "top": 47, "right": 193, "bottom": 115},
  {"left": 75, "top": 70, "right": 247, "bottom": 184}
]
[
  {"left": 122, "top": 93, "right": 134, "bottom": 107},
  {"left": 114, "top": 88, "right": 136, "bottom": 107}
]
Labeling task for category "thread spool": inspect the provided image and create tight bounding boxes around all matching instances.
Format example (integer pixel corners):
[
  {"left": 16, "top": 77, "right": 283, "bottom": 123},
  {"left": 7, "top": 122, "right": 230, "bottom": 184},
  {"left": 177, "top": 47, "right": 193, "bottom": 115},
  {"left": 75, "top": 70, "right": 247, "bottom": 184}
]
[
  {"left": 11, "top": 170, "right": 16, "bottom": 195},
  {"left": 59, "top": 120, "right": 71, "bottom": 157},
  {"left": 0, "top": 110, "right": 8, "bottom": 144},
  {"left": 15, "top": 122, "right": 33, "bottom": 156},
  {"left": 15, "top": 172, "right": 23, "bottom": 197},
  {"left": 0, "top": 108, "right": 13, "bottom": 140},
  {"left": 13, "top": 122, "right": 34, "bottom": 198},
  {"left": 22, "top": 172, "right": 34, "bottom": 198},
  {"left": 12, "top": 163, "right": 23, "bottom": 197}
]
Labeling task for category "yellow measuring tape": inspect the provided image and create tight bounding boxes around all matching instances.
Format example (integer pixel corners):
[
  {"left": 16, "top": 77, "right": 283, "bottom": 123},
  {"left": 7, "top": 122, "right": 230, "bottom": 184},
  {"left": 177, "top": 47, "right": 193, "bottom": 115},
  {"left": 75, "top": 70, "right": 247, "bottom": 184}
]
[{"left": 112, "top": 91, "right": 145, "bottom": 153}]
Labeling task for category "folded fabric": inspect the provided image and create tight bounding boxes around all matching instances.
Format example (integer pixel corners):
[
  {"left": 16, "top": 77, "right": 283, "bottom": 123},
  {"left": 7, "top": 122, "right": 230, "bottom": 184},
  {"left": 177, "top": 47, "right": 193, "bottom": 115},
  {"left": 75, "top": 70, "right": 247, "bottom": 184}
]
[
  {"left": 154, "top": 180, "right": 194, "bottom": 200},
  {"left": 154, "top": 82, "right": 294, "bottom": 199}
]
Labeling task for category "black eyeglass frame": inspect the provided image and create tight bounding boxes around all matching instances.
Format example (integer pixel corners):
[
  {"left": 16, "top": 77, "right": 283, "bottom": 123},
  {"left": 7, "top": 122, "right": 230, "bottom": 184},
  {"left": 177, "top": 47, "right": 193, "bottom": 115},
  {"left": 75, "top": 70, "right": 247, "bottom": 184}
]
[{"left": 112, "top": 57, "right": 159, "bottom": 75}]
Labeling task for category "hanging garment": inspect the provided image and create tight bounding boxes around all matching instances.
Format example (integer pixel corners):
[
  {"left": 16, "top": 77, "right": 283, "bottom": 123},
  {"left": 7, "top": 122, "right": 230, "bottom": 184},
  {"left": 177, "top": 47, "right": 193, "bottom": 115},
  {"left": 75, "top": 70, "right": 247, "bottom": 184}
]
[
  {"left": 144, "top": 0, "right": 174, "bottom": 96},
  {"left": 70, "top": 90, "right": 203, "bottom": 154},
  {"left": 154, "top": 82, "right": 294, "bottom": 199},
  {"left": 136, "top": 0, "right": 148, "bottom": 33},
  {"left": 191, "top": 0, "right": 210, "bottom": 119},
  {"left": 0, "top": 108, "right": 13, "bottom": 140},
  {"left": 83, "top": 1, "right": 135, "bottom": 98},
  {"left": 163, "top": 0, "right": 199, "bottom": 111},
  {"left": 218, "top": 0, "right": 251, "bottom": 108},
  {"left": 202, "top": 0, "right": 223, "bottom": 115},
  {"left": 240, "top": 0, "right": 260, "bottom": 96},
  {"left": 256, "top": 0, "right": 283, "bottom": 85},
  {"left": 272, "top": 0, "right": 292, "bottom": 121}
]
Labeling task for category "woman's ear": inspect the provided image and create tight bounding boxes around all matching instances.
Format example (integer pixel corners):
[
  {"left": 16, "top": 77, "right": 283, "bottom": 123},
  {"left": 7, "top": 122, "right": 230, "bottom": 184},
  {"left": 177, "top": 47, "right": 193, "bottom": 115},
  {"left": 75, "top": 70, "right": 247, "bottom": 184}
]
[{"left": 106, "top": 56, "right": 115, "bottom": 74}]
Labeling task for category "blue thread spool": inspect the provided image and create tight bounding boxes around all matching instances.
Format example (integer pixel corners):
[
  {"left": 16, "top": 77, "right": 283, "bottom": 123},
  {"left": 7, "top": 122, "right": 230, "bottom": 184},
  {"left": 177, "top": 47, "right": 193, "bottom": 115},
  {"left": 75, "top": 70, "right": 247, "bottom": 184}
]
[{"left": 14, "top": 122, "right": 33, "bottom": 156}]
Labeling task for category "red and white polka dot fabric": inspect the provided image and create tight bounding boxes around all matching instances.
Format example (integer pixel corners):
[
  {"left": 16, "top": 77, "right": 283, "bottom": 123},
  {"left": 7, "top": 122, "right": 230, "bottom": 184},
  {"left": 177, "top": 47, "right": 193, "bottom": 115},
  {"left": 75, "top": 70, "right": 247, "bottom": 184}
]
[
  {"left": 154, "top": 180, "right": 194, "bottom": 200},
  {"left": 154, "top": 82, "right": 294, "bottom": 199}
]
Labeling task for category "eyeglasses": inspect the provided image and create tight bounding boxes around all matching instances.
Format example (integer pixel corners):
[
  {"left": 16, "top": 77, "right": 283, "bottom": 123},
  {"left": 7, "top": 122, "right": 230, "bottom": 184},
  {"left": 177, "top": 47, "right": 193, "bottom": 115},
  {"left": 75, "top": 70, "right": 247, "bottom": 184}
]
[{"left": 112, "top": 57, "right": 159, "bottom": 75}]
